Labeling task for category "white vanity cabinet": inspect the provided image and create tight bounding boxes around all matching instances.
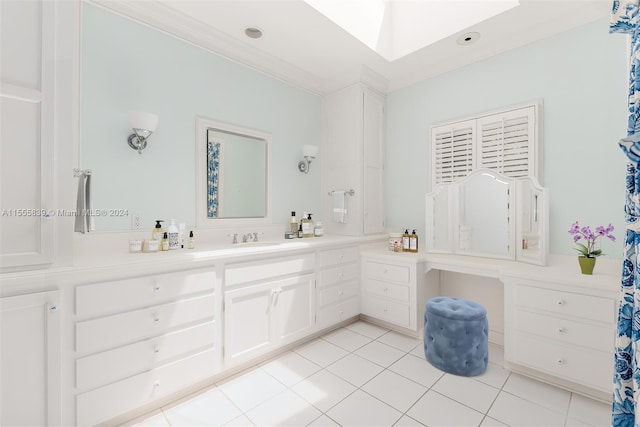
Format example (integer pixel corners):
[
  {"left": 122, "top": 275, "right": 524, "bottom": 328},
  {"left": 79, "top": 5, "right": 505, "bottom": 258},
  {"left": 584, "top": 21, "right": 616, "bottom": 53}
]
[
  {"left": 360, "top": 252, "right": 433, "bottom": 335},
  {"left": 0, "top": 290, "right": 61, "bottom": 426},
  {"left": 223, "top": 253, "right": 316, "bottom": 367},
  {"left": 504, "top": 277, "right": 618, "bottom": 397},
  {"left": 74, "top": 269, "right": 219, "bottom": 427},
  {"left": 316, "top": 246, "right": 360, "bottom": 328}
]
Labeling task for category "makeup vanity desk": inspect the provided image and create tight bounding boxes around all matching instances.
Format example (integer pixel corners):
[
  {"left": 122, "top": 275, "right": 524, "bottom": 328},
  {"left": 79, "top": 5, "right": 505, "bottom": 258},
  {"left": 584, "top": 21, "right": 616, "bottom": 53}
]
[{"left": 359, "top": 246, "right": 620, "bottom": 403}]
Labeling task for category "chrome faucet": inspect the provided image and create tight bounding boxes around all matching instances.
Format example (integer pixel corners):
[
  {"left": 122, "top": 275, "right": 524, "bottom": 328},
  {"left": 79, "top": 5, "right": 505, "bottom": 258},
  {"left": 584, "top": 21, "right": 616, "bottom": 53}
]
[
  {"left": 242, "top": 233, "right": 253, "bottom": 243},
  {"left": 228, "top": 233, "right": 238, "bottom": 244}
]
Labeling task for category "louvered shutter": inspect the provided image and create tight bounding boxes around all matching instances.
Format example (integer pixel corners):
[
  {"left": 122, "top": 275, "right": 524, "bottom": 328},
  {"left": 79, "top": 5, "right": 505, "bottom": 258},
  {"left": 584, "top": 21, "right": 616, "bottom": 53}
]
[
  {"left": 477, "top": 106, "right": 535, "bottom": 179},
  {"left": 431, "top": 120, "right": 475, "bottom": 186}
]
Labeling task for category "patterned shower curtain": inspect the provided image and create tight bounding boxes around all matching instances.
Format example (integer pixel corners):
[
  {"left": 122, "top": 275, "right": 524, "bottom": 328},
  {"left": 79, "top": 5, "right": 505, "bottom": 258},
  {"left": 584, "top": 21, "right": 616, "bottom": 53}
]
[{"left": 611, "top": 1, "right": 640, "bottom": 426}]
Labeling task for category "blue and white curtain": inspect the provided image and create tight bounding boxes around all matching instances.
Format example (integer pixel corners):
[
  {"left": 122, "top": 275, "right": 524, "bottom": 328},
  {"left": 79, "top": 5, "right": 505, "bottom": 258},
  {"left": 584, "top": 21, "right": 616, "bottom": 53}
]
[{"left": 611, "top": 1, "right": 640, "bottom": 425}]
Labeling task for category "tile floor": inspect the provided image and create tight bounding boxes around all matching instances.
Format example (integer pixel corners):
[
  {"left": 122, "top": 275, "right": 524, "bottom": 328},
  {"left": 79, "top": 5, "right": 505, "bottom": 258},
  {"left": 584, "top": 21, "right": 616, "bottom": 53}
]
[{"left": 130, "top": 321, "right": 611, "bottom": 427}]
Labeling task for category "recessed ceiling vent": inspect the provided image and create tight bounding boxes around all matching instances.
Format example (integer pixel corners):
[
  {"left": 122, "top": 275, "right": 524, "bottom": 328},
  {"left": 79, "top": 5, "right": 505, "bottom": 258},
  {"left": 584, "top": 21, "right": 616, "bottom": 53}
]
[
  {"left": 244, "top": 27, "right": 263, "bottom": 39},
  {"left": 457, "top": 32, "right": 480, "bottom": 46}
]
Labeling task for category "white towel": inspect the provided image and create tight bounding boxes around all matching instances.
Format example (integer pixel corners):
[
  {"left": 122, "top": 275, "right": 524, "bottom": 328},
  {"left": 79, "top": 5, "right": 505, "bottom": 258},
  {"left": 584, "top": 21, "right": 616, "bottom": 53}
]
[
  {"left": 85, "top": 174, "right": 95, "bottom": 231},
  {"left": 74, "top": 172, "right": 94, "bottom": 233},
  {"left": 332, "top": 191, "right": 347, "bottom": 223}
]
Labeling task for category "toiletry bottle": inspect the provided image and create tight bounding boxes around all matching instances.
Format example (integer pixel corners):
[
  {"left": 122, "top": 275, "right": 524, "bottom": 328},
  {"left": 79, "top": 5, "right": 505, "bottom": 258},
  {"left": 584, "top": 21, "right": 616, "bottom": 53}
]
[
  {"left": 187, "top": 231, "right": 195, "bottom": 249},
  {"left": 298, "top": 222, "right": 303, "bottom": 238},
  {"left": 161, "top": 232, "right": 169, "bottom": 251},
  {"left": 402, "top": 229, "right": 410, "bottom": 252},
  {"left": 167, "top": 219, "right": 180, "bottom": 250},
  {"left": 179, "top": 223, "right": 186, "bottom": 248},
  {"left": 303, "top": 213, "right": 314, "bottom": 237},
  {"left": 289, "top": 211, "right": 298, "bottom": 233},
  {"left": 409, "top": 229, "right": 418, "bottom": 253},
  {"left": 152, "top": 220, "right": 164, "bottom": 241},
  {"left": 314, "top": 221, "right": 324, "bottom": 237}
]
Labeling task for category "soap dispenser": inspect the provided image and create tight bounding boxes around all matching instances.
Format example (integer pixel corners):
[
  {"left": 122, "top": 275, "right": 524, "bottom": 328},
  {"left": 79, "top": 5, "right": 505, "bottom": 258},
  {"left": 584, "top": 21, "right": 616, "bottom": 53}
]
[
  {"left": 152, "top": 220, "right": 164, "bottom": 241},
  {"left": 302, "top": 213, "right": 314, "bottom": 237},
  {"left": 409, "top": 229, "right": 418, "bottom": 253},
  {"left": 402, "top": 229, "right": 410, "bottom": 252},
  {"left": 289, "top": 211, "right": 298, "bottom": 233},
  {"left": 167, "top": 219, "right": 179, "bottom": 250}
]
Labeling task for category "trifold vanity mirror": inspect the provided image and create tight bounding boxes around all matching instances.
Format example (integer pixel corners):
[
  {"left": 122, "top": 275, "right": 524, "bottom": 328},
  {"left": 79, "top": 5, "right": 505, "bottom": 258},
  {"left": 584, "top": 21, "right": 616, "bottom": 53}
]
[
  {"left": 425, "top": 169, "right": 548, "bottom": 265},
  {"left": 195, "top": 117, "right": 271, "bottom": 227}
]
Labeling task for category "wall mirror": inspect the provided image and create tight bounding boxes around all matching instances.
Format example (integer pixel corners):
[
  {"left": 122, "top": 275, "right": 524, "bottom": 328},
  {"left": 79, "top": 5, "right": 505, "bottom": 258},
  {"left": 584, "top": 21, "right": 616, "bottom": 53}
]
[
  {"left": 196, "top": 117, "right": 271, "bottom": 228},
  {"left": 426, "top": 169, "right": 547, "bottom": 265}
]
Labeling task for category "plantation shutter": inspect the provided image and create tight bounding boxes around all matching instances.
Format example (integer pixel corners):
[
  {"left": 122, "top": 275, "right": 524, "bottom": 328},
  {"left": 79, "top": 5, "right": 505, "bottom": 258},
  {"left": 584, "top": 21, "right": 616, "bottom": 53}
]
[
  {"left": 431, "top": 119, "right": 475, "bottom": 185},
  {"left": 477, "top": 106, "right": 535, "bottom": 178}
]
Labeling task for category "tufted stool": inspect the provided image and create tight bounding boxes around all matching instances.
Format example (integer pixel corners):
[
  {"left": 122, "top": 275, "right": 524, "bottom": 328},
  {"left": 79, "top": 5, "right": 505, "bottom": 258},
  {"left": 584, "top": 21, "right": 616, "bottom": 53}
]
[{"left": 423, "top": 296, "right": 488, "bottom": 376}]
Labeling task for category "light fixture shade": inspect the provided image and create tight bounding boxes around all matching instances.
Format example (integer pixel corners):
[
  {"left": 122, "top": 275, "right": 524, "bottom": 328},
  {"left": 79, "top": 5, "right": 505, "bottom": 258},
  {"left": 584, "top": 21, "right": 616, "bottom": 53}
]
[
  {"left": 130, "top": 111, "right": 158, "bottom": 132},
  {"left": 303, "top": 144, "right": 319, "bottom": 158}
]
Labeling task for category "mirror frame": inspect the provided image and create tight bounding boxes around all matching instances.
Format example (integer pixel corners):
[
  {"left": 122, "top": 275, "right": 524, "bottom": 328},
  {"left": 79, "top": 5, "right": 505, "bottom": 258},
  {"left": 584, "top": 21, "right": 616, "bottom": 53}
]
[{"left": 195, "top": 116, "right": 272, "bottom": 228}]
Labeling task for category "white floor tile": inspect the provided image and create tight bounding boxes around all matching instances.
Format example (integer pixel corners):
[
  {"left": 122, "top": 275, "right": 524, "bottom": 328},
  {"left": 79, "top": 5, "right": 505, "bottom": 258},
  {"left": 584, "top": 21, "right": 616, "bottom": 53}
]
[
  {"left": 410, "top": 342, "right": 426, "bottom": 358},
  {"left": 322, "top": 327, "right": 373, "bottom": 351},
  {"left": 132, "top": 412, "right": 170, "bottom": 427},
  {"left": 291, "top": 369, "right": 357, "bottom": 412},
  {"left": 345, "top": 320, "right": 389, "bottom": 339},
  {"left": 503, "top": 373, "right": 571, "bottom": 414},
  {"left": 362, "top": 369, "right": 427, "bottom": 412},
  {"left": 326, "top": 353, "right": 384, "bottom": 387},
  {"left": 479, "top": 416, "right": 509, "bottom": 427},
  {"left": 567, "top": 393, "right": 611, "bottom": 427},
  {"left": 565, "top": 419, "right": 591, "bottom": 427},
  {"left": 326, "top": 389, "right": 403, "bottom": 427},
  {"left": 473, "top": 361, "right": 510, "bottom": 389},
  {"left": 218, "top": 369, "right": 287, "bottom": 413},
  {"left": 245, "top": 389, "right": 322, "bottom": 427},
  {"left": 393, "top": 415, "right": 426, "bottom": 426},
  {"left": 488, "top": 343, "right": 504, "bottom": 367},
  {"left": 407, "top": 390, "right": 485, "bottom": 427},
  {"left": 355, "top": 340, "right": 406, "bottom": 367},
  {"left": 293, "top": 339, "right": 349, "bottom": 367},
  {"left": 260, "top": 351, "right": 321, "bottom": 387},
  {"left": 377, "top": 331, "right": 423, "bottom": 352},
  {"left": 488, "top": 391, "right": 566, "bottom": 426},
  {"left": 432, "top": 373, "right": 500, "bottom": 413},
  {"left": 307, "top": 414, "right": 341, "bottom": 427},
  {"left": 223, "top": 414, "right": 255, "bottom": 426},
  {"left": 389, "top": 353, "right": 445, "bottom": 388},
  {"left": 163, "top": 388, "right": 242, "bottom": 426}
]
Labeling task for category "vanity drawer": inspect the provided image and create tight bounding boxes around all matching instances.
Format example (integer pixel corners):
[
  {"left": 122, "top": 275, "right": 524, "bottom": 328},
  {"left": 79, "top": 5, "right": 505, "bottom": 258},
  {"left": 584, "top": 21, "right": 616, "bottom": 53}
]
[
  {"left": 75, "top": 320, "right": 217, "bottom": 391},
  {"left": 317, "top": 296, "right": 359, "bottom": 328},
  {"left": 364, "top": 261, "right": 410, "bottom": 284},
  {"left": 513, "top": 334, "right": 611, "bottom": 392},
  {"left": 76, "top": 293, "right": 215, "bottom": 354},
  {"left": 225, "top": 253, "right": 315, "bottom": 286},
  {"left": 364, "top": 279, "right": 410, "bottom": 302},
  {"left": 361, "top": 295, "right": 410, "bottom": 327},
  {"left": 76, "top": 348, "right": 217, "bottom": 427},
  {"left": 319, "top": 246, "right": 359, "bottom": 268},
  {"left": 515, "top": 310, "right": 612, "bottom": 353},
  {"left": 319, "top": 263, "right": 359, "bottom": 288},
  {"left": 318, "top": 280, "right": 359, "bottom": 307},
  {"left": 514, "top": 285, "right": 614, "bottom": 323},
  {"left": 76, "top": 269, "right": 215, "bottom": 317}
]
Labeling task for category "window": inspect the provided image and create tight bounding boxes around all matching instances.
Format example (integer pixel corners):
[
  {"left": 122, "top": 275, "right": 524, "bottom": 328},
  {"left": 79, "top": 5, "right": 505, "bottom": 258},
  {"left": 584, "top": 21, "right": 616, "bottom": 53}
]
[{"left": 430, "top": 104, "right": 540, "bottom": 188}]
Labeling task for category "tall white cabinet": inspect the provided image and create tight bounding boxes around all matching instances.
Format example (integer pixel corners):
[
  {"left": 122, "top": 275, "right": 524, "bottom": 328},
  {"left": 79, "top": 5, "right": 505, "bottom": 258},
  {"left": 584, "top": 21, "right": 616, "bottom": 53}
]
[
  {"left": 322, "top": 83, "right": 385, "bottom": 236},
  {"left": 0, "top": 290, "right": 61, "bottom": 426}
]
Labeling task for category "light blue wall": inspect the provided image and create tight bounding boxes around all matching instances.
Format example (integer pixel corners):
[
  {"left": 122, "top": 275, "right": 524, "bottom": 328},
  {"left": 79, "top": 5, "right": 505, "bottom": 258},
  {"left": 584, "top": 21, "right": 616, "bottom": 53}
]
[
  {"left": 81, "top": 3, "right": 321, "bottom": 231},
  {"left": 386, "top": 18, "right": 629, "bottom": 257}
]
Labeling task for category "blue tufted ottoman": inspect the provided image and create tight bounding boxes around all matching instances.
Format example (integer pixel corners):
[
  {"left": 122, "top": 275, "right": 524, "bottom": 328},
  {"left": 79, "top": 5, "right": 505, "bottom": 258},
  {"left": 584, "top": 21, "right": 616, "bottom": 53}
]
[{"left": 423, "top": 297, "right": 488, "bottom": 376}]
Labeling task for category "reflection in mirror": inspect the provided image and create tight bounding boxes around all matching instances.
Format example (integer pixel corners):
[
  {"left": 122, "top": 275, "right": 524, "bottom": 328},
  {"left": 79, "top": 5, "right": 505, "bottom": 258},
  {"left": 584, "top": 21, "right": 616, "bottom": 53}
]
[
  {"left": 206, "top": 129, "right": 267, "bottom": 218},
  {"left": 425, "top": 185, "right": 452, "bottom": 252},
  {"left": 516, "top": 177, "right": 548, "bottom": 265},
  {"left": 196, "top": 117, "right": 271, "bottom": 228},
  {"left": 457, "top": 171, "right": 513, "bottom": 258}
]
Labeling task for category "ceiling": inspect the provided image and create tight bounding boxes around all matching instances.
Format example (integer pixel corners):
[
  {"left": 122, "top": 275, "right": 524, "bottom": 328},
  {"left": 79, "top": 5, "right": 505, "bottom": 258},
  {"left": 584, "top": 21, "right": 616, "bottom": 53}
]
[{"left": 93, "top": 0, "right": 611, "bottom": 94}]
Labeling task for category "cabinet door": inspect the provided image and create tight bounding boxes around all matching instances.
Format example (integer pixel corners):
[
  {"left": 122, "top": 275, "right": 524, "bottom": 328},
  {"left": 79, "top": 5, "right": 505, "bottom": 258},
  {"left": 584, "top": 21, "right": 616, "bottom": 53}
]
[
  {"left": 0, "top": 0, "right": 55, "bottom": 269},
  {"left": 1, "top": 290, "right": 60, "bottom": 426},
  {"left": 274, "top": 274, "right": 315, "bottom": 345},
  {"left": 363, "top": 88, "right": 385, "bottom": 235},
  {"left": 224, "top": 283, "right": 274, "bottom": 367}
]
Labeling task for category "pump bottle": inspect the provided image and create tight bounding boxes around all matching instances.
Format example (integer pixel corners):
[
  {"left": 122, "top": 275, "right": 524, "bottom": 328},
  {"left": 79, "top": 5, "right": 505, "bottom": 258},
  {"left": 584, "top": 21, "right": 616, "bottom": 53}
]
[
  {"left": 402, "top": 229, "right": 410, "bottom": 252},
  {"left": 409, "top": 229, "right": 418, "bottom": 253},
  {"left": 152, "top": 220, "right": 164, "bottom": 241}
]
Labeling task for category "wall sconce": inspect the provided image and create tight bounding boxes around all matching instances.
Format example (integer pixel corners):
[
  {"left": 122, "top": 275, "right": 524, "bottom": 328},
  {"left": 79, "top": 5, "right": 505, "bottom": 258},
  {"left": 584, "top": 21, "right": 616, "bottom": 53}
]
[
  {"left": 298, "top": 145, "right": 319, "bottom": 174},
  {"left": 127, "top": 111, "right": 158, "bottom": 154}
]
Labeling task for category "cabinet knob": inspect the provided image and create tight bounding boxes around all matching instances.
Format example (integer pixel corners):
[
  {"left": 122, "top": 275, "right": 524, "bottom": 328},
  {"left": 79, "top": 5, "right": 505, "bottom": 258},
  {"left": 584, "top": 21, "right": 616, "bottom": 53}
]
[
  {"left": 154, "top": 347, "right": 160, "bottom": 354},
  {"left": 383, "top": 287, "right": 388, "bottom": 292},
  {"left": 557, "top": 327, "right": 565, "bottom": 333},
  {"left": 383, "top": 269, "right": 388, "bottom": 274},
  {"left": 383, "top": 308, "right": 388, "bottom": 313},
  {"left": 339, "top": 310, "right": 344, "bottom": 316},
  {"left": 153, "top": 285, "right": 161, "bottom": 292},
  {"left": 339, "top": 254, "right": 344, "bottom": 260},
  {"left": 48, "top": 305, "right": 58, "bottom": 312},
  {"left": 153, "top": 316, "right": 160, "bottom": 323},
  {"left": 556, "top": 299, "right": 565, "bottom": 306},
  {"left": 556, "top": 358, "right": 565, "bottom": 365},
  {"left": 153, "top": 381, "right": 160, "bottom": 388},
  {"left": 339, "top": 291, "right": 344, "bottom": 296},
  {"left": 339, "top": 272, "right": 344, "bottom": 278}
]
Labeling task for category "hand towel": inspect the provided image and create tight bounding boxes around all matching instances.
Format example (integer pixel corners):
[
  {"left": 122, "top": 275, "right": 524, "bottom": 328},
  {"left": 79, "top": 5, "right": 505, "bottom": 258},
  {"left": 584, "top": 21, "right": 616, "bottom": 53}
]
[
  {"left": 332, "top": 191, "right": 347, "bottom": 223},
  {"left": 74, "top": 174, "right": 87, "bottom": 233}
]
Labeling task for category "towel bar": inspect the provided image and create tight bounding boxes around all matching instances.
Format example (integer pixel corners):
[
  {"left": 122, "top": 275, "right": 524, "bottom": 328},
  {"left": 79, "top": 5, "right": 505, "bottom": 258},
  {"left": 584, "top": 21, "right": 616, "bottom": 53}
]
[{"left": 328, "top": 189, "right": 355, "bottom": 196}]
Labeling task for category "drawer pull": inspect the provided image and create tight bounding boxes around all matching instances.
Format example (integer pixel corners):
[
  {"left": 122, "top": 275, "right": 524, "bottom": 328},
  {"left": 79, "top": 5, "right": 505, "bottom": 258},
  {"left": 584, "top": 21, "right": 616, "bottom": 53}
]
[
  {"left": 556, "top": 358, "right": 565, "bottom": 365},
  {"left": 49, "top": 305, "right": 58, "bottom": 312},
  {"left": 339, "top": 272, "right": 344, "bottom": 278},
  {"left": 153, "top": 316, "right": 160, "bottom": 323},
  {"left": 557, "top": 327, "right": 565, "bottom": 333},
  {"left": 339, "top": 310, "right": 344, "bottom": 316},
  {"left": 383, "top": 287, "right": 388, "bottom": 292},
  {"left": 154, "top": 347, "right": 160, "bottom": 354},
  {"left": 383, "top": 269, "right": 388, "bottom": 274},
  {"left": 153, "top": 285, "right": 161, "bottom": 292},
  {"left": 339, "top": 254, "right": 344, "bottom": 260},
  {"left": 383, "top": 308, "right": 388, "bottom": 313},
  {"left": 556, "top": 300, "right": 566, "bottom": 306},
  {"left": 153, "top": 381, "right": 160, "bottom": 388},
  {"left": 339, "top": 291, "right": 344, "bottom": 296}
]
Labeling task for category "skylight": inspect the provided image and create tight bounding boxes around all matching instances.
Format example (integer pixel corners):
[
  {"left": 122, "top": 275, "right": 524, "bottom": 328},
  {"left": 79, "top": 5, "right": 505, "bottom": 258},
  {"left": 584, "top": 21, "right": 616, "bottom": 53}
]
[{"left": 304, "top": 0, "right": 520, "bottom": 62}]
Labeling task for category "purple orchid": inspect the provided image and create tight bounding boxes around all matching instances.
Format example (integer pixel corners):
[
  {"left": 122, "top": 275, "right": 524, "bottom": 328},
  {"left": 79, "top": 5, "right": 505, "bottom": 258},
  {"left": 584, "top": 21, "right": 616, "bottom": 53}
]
[{"left": 568, "top": 221, "right": 616, "bottom": 258}]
